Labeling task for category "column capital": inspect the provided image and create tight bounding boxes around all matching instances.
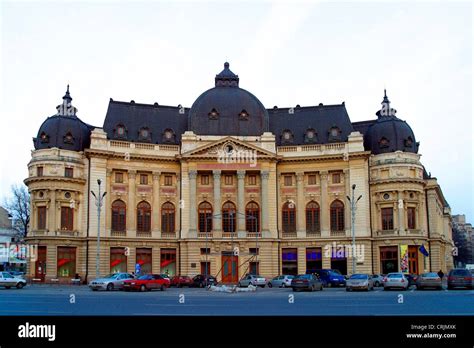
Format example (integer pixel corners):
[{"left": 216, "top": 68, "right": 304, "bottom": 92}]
[
  {"left": 213, "top": 170, "right": 221, "bottom": 179},
  {"left": 296, "top": 172, "right": 304, "bottom": 181},
  {"left": 260, "top": 170, "right": 270, "bottom": 180},
  {"left": 128, "top": 170, "right": 137, "bottom": 179},
  {"left": 237, "top": 170, "right": 246, "bottom": 180},
  {"left": 106, "top": 169, "right": 113, "bottom": 177},
  {"left": 152, "top": 171, "right": 161, "bottom": 181},
  {"left": 188, "top": 170, "right": 198, "bottom": 179},
  {"left": 319, "top": 171, "right": 328, "bottom": 180}
]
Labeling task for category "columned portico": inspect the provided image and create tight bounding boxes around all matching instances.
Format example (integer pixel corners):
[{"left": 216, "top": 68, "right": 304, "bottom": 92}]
[
  {"left": 212, "top": 170, "right": 222, "bottom": 232},
  {"left": 260, "top": 170, "right": 270, "bottom": 234},
  {"left": 237, "top": 170, "right": 246, "bottom": 238},
  {"left": 188, "top": 170, "right": 197, "bottom": 237}
]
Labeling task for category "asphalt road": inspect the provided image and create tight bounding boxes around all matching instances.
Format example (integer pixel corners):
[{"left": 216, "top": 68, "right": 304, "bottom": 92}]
[{"left": 0, "top": 285, "right": 473, "bottom": 316}]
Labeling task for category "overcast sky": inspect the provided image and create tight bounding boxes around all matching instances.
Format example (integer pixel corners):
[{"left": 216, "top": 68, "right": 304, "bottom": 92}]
[{"left": 0, "top": 0, "right": 472, "bottom": 221}]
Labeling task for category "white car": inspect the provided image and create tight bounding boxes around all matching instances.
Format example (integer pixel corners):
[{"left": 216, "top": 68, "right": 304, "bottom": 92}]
[
  {"left": 0, "top": 271, "right": 27, "bottom": 289},
  {"left": 383, "top": 273, "right": 409, "bottom": 290},
  {"left": 238, "top": 274, "right": 267, "bottom": 288},
  {"left": 89, "top": 272, "right": 135, "bottom": 291},
  {"left": 267, "top": 275, "right": 294, "bottom": 288}
]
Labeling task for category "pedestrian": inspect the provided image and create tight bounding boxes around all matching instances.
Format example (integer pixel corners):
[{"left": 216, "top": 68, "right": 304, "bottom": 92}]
[{"left": 437, "top": 270, "right": 444, "bottom": 279}]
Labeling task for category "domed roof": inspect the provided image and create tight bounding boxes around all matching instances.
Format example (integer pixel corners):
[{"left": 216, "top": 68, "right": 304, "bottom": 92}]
[
  {"left": 33, "top": 86, "right": 93, "bottom": 151},
  {"left": 364, "top": 90, "right": 419, "bottom": 155},
  {"left": 188, "top": 62, "right": 269, "bottom": 136}
]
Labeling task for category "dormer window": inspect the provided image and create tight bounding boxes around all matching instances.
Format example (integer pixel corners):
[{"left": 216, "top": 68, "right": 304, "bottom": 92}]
[
  {"left": 208, "top": 108, "right": 219, "bottom": 120},
  {"left": 114, "top": 124, "right": 127, "bottom": 139},
  {"left": 63, "top": 132, "right": 74, "bottom": 144},
  {"left": 379, "top": 137, "right": 390, "bottom": 149},
  {"left": 239, "top": 109, "right": 249, "bottom": 120},
  {"left": 40, "top": 132, "right": 49, "bottom": 143},
  {"left": 162, "top": 129, "right": 175, "bottom": 143},
  {"left": 138, "top": 127, "right": 151, "bottom": 142},
  {"left": 328, "top": 126, "right": 341, "bottom": 142},
  {"left": 281, "top": 130, "right": 294, "bottom": 144},
  {"left": 404, "top": 136, "right": 413, "bottom": 147},
  {"left": 304, "top": 128, "right": 317, "bottom": 143}
]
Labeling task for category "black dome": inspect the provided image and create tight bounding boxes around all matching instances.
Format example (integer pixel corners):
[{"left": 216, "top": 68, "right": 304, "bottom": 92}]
[
  {"left": 33, "top": 86, "right": 92, "bottom": 151},
  {"left": 188, "top": 62, "right": 269, "bottom": 136},
  {"left": 364, "top": 91, "right": 419, "bottom": 155}
]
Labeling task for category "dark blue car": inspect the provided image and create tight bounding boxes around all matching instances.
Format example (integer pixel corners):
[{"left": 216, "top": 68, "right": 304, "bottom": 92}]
[{"left": 307, "top": 269, "right": 346, "bottom": 287}]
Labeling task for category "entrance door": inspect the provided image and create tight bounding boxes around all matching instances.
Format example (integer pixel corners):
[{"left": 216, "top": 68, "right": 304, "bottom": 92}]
[
  {"left": 408, "top": 246, "right": 419, "bottom": 274},
  {"left": 35, "top": 246, "right": 47, "bottom": 282},
  {"left": 221, "top": 253, "right": 238, "bottom": 283},
  {"left": 380, "top": 246, "right": 398, "bottom": 274}
]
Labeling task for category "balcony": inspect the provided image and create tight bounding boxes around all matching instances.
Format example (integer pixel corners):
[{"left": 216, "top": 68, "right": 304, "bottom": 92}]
[
  {"left": 246, "top": 232, "right": 262, "bottom": 238},
  {"left": 376, "top": 229, "right": 398, "bottom": 236},
  {"left": 222, "top": 232, "right": 237, "bottom": 239},
  {"left": 330, "top": 230, "right": 346, "bottom": 237},
  {"left": 136, "top": 231, "right": 151, "bottom": 238},
  {"left": 277, "top": 142, "right": 347, "bottom": 157},
  {"left": 306, "top": 231, "right": 321, "bottom": 238},
  {"left": 282, "top": 231, "right": 297, "bottom": 238},
  {"left": 111, "top": 230, "right": 126, "bottom": 237},
  {"left": 161, "top": 232, "right": 177, "bottom": 239},
  {"left": 55, "top": 230, "right": 80, "bottom": 237},
  {"left": 198, "top": 232, "right": 213, "bottom": 239}
]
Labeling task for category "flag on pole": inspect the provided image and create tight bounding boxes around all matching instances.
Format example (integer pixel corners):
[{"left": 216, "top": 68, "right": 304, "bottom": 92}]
[{"left": 419, "top": 244, "right": 429, "bottom": 257}]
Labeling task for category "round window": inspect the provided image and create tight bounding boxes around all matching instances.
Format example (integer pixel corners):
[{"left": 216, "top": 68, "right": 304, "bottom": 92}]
[
  {"left": 383, "top": 193, "right": 390, "bottom": 200},
  {"left": 65, "top": 192, "right": 71, "bottom": 199}
]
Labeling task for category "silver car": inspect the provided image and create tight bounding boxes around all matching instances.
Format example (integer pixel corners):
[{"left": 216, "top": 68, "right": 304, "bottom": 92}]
[
  {"left": 89, "top": 272, "right": 135, "bottom": 291},
  {"left": 383, "top": 272, "right": 409, "bottom": 290},
  {"left": 0, "top": 272, "right": 27, "bottom": 289},
  {"left": 371, "top": 274, "right": 384, "bottom": 287},
  {"left": 238, "top": 274, "right": 267, "bottom": 288},
  {"left": 346, "top": 274, "right": 374, "bottom": 291},
  {"left": 268, "top": 275, "right": 294, "bottom": 288}
]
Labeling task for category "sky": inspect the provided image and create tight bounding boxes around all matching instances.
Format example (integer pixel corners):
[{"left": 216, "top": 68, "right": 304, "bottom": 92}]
[{"left": 0, "top": 0, "right": 472, "bottom": 221}]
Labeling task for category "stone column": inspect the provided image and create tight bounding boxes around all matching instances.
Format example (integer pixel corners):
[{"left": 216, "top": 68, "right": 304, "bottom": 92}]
[
  {"left": 48, "top": 189, "right": 56, "bottom": 233},
  {"left": 260, "top": 171, "right": 270, "bottom": 234},
  {"left": 152, "top": 171, "right": 161, "bottom": 238},
  {"left": 105, "top": 169, "right": 112, "bottom": 236},
  {"left": 213, "top": 170, "right": 222, "bottom": 232},
  {"left": 398, "top": 190, "right": 405, "bottom": 234},
  {"left": 237, "top": 170, "right": 246, "bottom": 237},
  {"left": 296, "top": 172, "right": 305, "bottom": 238},
  {"left": 127, "top": 170, "right": 136, "bottom": 235},
  {"left": 344, "top": 169, "right": 351, "bottom": 235},
  {"left": 188, "top": 170, "right": 197, "bottom": 237},
  {"left": 320, "top": 171, "right": 329, "bottom": 237}
]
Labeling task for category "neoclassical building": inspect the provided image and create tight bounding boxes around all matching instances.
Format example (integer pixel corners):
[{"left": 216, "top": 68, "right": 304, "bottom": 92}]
[{"left": 24, "top": 63, "right": 454, "bottom": 283}]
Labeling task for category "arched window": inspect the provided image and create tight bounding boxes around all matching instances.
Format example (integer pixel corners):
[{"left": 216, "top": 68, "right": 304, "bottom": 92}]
[
  {"left": 161, "top": 202, "right": 175, "bottom": 233},
  {"left": 330, "top": 200, "right": 345, "bottom": 231},
  {"left": 198, "top": 202, "right": 213, "bottom": 233},
  {"left": 137, "top": 201, "right": 151, "bottom": 232},
  {"left": 112, "top": 200, "right": 126, "bottom": 232},
  {"left": 306, "top": 201, "right": 320, "bottom": 233},
  {"left": 281, "top": 129, "right": 294, "bottom": 144},
  {"left": 246, "top": 202, "right": 260, "bottom": 233},
  {"left": 282, "top": 201, "right": 296, "bottom": 233},
  {"left": 222, "top": 201, "right": 236, "bottom": 233},
  {"left": 114, "top": 124, "right": 127, "bottom": 139}
]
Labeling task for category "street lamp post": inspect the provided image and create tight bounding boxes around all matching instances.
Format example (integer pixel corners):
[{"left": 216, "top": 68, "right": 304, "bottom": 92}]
[
  {"left": 346, "top": 184, "right": 362, "bottom": 275},
  {"left": 91, "top": 179, "right": 107, "bottom": 279}
]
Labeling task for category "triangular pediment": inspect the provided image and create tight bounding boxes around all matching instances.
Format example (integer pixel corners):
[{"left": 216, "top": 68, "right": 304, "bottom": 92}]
[{"left": 180, "top": 136, "right": 276, "bottom": 159}]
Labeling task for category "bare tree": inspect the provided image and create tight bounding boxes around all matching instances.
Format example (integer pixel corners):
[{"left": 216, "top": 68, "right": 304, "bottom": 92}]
[{"left": 3, "top": 184, "right": 30, "bottom": 239}]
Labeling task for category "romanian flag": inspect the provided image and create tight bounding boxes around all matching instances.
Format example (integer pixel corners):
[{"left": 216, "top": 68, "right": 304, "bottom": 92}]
[{"left": 419, "top": 244, "right": 429, "bottom": 257}]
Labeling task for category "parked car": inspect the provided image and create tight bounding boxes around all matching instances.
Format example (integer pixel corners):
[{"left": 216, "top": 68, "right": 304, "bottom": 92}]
[
  {"left": 192, "top": 274, "right": 218, "bottom": 288},
  {"left": 123, "top": 274, "right": 169, "bottom": 291},
  {"left": 310, "top": 269, "right": 346, "bottom": 287},
  {"left": 0, "top": 272, "right": 27, "bottom": 289},
  {"left": 7, "top": 271, "right": 25, "bottom": 279},
  {"left": 383, "top": 273, "right": 409, "bottom": 290},
  {"left": 346, "top": 274, "right": 374, "bottom": 291},
  {"left": 89, "top": 272, "right": 135, "bottom": 291},
  {"left": 238, "top": 274, "right": 267, "bottom": 288},
  {"left": 291, "top": 274, "right": 323, "bottom": 292},
  {"left": 447, "top": 268, "right": 473, "bottom": 290},
  {"left": 416, "top": 272, "right": 443, "bottom": 290},
  {"left": 405, "top": 274, "right": 418, "bottom": 287},
  {"left": 170, "top": 275, "right": 193, "bottom": 287},
  {"left": 159, "top": 274, "right": 172, "bottom": 286},
  {"left": 371, "top": 274, "right": 384, "bottom": 287},
  {"left": 267, "top": 275, "right": 294, "bottom": 288}
]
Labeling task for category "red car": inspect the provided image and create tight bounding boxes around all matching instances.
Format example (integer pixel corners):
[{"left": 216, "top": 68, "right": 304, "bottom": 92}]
[
  {"left": 170, "top": 275, "right": 193, "bottom": 287},
  {"left": 123, "top": 274, "right": 169, "bottom": 292}
]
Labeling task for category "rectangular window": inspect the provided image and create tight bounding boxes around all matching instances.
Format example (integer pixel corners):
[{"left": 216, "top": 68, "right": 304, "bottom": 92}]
[
  {"left": 332, "top": 173, "right": 341, "bottom": 184},
  {"left": 407, "top": 207, "right": 416, "bottom": 229},
  {"left": 282, "top": 248, "right": 298, "bottom": 275},
  {"left": 136, "top": 248, "right": 152, "bottom": 275},
  {"left": 381, "top": 207, "right": 394, "bottom": 230},
  {"left": 201, "top": 175, "right": 209, "bottom": 185},
  {"left": 200, "top": 262, "right": 211, "bottom": 275},
  {"left": 308, "top": 174, "right": 317, "bottom": 185},
  {"left": 65, "top": 167, "right": 73, "bottom": 178},
  {"left": 284, "top": 175, "right": 293, "bottom": 186},
  {"left": 60, "top": 207, "right": 74, "bottom": 231},
  {"left": 160, "top": 249, "right": 176, "bottom": 276},
  {"left": 248, "top": 175, "right": 257, "bottom": 186},
  {"left": 306, "top": 247, "right": 322, "bottom": 274},
  {"left": 37, "top": 206, "right": 47, "bottom": 230},
  {"left": 115, "top": 172, "right": 124, "bottom": 183},
  {"left": 249, "top": 248, "right": 259, "bottom": 255},
  {"left": 57, "top": 246, "right": 76, "bottom": 278},
  {"left": 164, "top": 175, "right": 173, "bottom": 186},
  {"left": 37, "top": 166, "right": 43, "bottom": 177},
  {"left": 110, "top": 247, "right": 127, "bottom": 273},
  {"left": 224, "top": 175, "right": 233, "bottom": 185},
  {"left": 200, "top": 248, "right": 210, "bottom": 255},
  {"left": 249, "top": 262, "right": 259, "bottom": 275},
  {"left": 140, "top": 174, "right": 148, "bottom": 185}
]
